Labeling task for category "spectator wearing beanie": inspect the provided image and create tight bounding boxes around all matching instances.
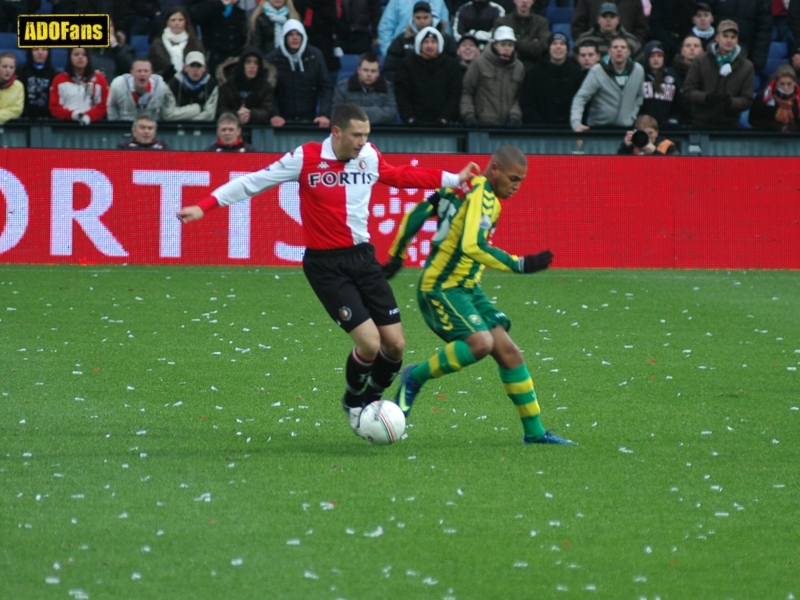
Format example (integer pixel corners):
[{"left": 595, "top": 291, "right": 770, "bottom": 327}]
[
  {"left": 395, "top": 26, "right": 462, "bottom": 125},
  {"left": 571, "top": 0, "right": 649, "bottom": 45},
  {"left": 683, "top": 19, "right": 754, "bottom": 129},
  {"left": 378, "top": 0, "right": 451, "bottom": 56},
  {"left": 456, "top": 32, "right": 482, "bottom": 75},
  {"left": 521, "top": 31, "right": 584, "bottom": 126},
  {"left": 460, "top": 25, "right": 524, "bottom": 126},
  {"left": 384, "top": 1, "right": 457, "bottom": 84},
  {"left": 640, "top": 40, "right": 681, "bottom": 128},
  {"left": 573, "top": 3, "right": 642, "bottom": 62},
  {"left": 691, "top": 2, "right": 716, "bottom": 50}
]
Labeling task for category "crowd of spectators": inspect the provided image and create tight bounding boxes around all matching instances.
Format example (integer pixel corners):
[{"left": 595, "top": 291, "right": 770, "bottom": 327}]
[{"left": 1, "top": 0, "right": 800, "bottom": 145}]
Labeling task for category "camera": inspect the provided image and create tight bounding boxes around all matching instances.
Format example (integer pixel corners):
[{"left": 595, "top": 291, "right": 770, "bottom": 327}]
[{"left": 631, "top": 130, "right": 651, "bottom": 149}]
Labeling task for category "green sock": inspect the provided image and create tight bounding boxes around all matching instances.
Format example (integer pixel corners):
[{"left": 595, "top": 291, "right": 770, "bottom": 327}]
[
  {"left": 499, "top": 364, "right": 546, "bottom": 439},
  {"left": 411, "top": 340, "right": 477, "bottom": 384}
]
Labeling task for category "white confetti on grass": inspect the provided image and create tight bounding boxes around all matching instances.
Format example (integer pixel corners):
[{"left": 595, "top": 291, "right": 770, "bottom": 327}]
[
  {"left": 45, "top": 576, "right": 60, "bottom": 584},
  {"left": 287, "top": 539, "right": 301, "bottom": 545},
  {"left": 303, "top": 570, "right": 318, "bottom": 580},
  {"left": 364, "top": 526, "right": 384, "bottom": 538},
  {"left": 231, "top": 558, "right": 244, "bottom": 566}
]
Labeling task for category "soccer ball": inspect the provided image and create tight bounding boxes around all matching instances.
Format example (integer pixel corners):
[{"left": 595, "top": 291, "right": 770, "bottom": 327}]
[{"left": 358, "top": 400, "right": 406, "bottom": 445}]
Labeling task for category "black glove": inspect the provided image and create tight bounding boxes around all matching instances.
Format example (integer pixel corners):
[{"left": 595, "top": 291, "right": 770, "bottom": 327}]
[
  {"left": 381, "top": 256, "right": 403, "bottom": 280},
  {"left": 705, "top": 93, "right": 726, "bottom": 107},
  {"left": 464, "top": 116, "right": 479, "bottom": 127},
  {"left": 521, "top": 250, "right": 553, "bottom": 273},
  {"left": 723, "top": 95, "right": 733, "bottom": 109},
  {"left": 506, "top": 118, "right": 523, "bottom": 127}
]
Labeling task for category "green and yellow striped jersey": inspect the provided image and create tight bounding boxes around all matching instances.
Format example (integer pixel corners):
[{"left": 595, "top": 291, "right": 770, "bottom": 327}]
[{"left": 388, "top": 175, "right": 522, "bottom": 292}]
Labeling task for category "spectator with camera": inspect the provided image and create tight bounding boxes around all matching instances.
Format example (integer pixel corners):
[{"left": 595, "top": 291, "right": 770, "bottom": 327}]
[
  {"left": 521, "top": 32, "right": 584, "bottom": 126},
  {"left": 616, "top": 114, "right": 679, "bottom": 155},
  {"left": 570, "top": 35, "right": 644, "bottom": 132},
  {"left": 395, "top": 26, "right": 462, "bottom": 125},
  {"left": 493, "top": 0, "right": 551, "bottom": 72},
  {"left": 749, "top": 64, "right": 800, "bottom": 132},
  {"left": 573, "top": 3, "right": 642, "bottom": 62},
  {"left": 683, "top": 19, "right": 754, "bottom": 129},
  {"left": 461, "top": 26, "right": 524, "bottom": 127},
  {"left": 640, "top": 41, "right": 681, "bottom": 128}
]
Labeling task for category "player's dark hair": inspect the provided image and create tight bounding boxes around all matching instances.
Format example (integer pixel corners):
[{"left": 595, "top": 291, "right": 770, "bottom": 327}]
[
  {"left": 491, "top": 144, "right": 527, "bottom": 169},
  {"left": 331, "top": 103, "right": 369, "bottom": 131}
]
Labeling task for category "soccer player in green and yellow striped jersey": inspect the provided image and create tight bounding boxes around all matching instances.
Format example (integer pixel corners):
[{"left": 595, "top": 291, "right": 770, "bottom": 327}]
[{"left": 385, "top": 145, "right": 576, "bottom": 445}]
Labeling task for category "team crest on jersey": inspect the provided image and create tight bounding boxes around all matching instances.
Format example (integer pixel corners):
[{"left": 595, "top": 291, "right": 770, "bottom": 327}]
[
  {"left": 358, "top": 159, "right": 367, "bottom": 170},
  {"left": 468, "top": 314, "right": 482, "bottom": 325},
  {"left": 318, "top": 161, "right": 329, "bottom": 169},
  {"left": 479, "top": 215, "right": 492, "bottom": 230},
  {"left": 338, "top": 306, "right": 353, "bottom": 321}
]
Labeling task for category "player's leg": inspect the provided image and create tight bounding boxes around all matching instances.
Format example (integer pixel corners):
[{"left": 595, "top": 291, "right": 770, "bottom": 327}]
[
  {"left": 302, "top": 247, "right": 381, "bottom": 432},
  {"left": 490, "top": 327, "right": 575, "bottom": 446},
  {"left": 396, "top": 288, "right": 487, "bottom": 416},
  {"left": 351, "top": 246, "right": 407, "bottom": 403}
]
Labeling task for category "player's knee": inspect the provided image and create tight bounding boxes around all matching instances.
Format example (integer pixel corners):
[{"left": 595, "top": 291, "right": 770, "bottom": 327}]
[
  {"left": 467, "top": 332, "right": 493, "bottom": 360},
  {"left": 382, "top": 334, "right": 405, "bottom": 359}
]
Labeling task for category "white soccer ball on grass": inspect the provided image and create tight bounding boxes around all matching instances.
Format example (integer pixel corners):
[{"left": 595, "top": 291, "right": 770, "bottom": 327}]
[{"left": 358, "top": 400, "right": 406, "bottom": 445}]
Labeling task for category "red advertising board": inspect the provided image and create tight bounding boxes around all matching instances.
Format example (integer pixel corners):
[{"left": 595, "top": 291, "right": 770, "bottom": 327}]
[{"left": 1, "top": 148, "right": 798, "bottom": 268}]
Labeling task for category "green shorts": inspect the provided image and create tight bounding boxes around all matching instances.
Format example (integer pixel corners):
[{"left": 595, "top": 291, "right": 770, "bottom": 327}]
[{"left": 418, "top": 285, "right": 511, "bottom": 343}]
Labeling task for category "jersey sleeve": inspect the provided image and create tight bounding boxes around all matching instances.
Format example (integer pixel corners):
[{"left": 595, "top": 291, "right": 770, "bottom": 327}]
[
  {"left": 387, "top": 194, "right": 438, "bottom": 260},
  {"left": 375, "top": 148, "right": 460, "bottom": 190},
  {"left": 460, "top": 186, "right": 522, "bottom": 273},
  {"left": 211, "top": 146, "right": 304, "bottom": 207}
]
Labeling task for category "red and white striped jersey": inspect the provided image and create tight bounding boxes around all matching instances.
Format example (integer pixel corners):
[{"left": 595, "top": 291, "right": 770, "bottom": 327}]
[{"left": 198, "top": 136, "right": 460, "bottom": 250}]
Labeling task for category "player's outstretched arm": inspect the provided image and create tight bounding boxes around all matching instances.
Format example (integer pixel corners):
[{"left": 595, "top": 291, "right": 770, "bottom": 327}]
[
  {"left": 177, "top": 206, "right": 204, "bottom": 223},
  {"left": 457, "top": 161, "right": 481, "bottom": 183}
]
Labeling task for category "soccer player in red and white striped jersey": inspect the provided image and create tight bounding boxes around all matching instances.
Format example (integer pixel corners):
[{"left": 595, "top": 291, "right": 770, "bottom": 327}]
[{"left": 178, "top": 103, "right": 479, "bottom": 435}]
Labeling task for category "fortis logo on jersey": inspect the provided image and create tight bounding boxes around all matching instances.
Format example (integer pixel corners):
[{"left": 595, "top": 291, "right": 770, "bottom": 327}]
[
  {"left": 17, "top": 14, "right": 110, "bottom": 48},
  {"left": 308, "top": 171, "right": 374, "bottom": 187}
]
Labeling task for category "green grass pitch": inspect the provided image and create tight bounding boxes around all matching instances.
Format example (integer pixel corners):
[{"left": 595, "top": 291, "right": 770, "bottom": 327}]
[{"left": 1, "top": 265, "right": 798, "bottom": 599}]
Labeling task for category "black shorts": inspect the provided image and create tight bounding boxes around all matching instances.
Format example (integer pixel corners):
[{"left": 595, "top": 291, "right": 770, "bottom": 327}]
[{"left": 302, "top": 243, "right": 401, "bottom": 333}]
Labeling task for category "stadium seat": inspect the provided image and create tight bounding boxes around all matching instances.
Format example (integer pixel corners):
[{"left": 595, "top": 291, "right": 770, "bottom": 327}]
[
  {"left": 763, "top": 58, "right": 787, "bottom": 79},
  {"left": 40, "top": 1, "right": 53, "bottom": 12},
  {"left": 50, "top": 48, "right": 67, "bottom": 71},
  {"left": 0, "top": 32, "right": 17, "bottom": 50},
  {"left": 340, "top": 54, "right": 360, "bottom": 76},
  {"left": 9, "top": 48, "right": 26, "bottom": 67},
  {"left": 739, "top": 109, "right": 752, "bottom": 129},
  {"left": 545, "top": 6, "right": 574, "bottom": 24},
  {"left": 769, "top": 41, "right": 788, "bottom": 59},
  {"left": 131, "top": 35, "right": 150, "bottom": 57}
]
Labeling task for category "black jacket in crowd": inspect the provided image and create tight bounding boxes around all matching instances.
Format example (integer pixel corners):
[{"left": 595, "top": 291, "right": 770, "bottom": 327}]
[
  {"left": 265, "top": 42, "right": 333, "bottom": 121},
  {"left": 520, "top": 56, "right": 584, "bottom": 127},
  {"left": 640, "top": 65, "right": 681, "bottom": 128},
  {"left": 394, "top": 52, "right": 462, "bottom": 124},
  {"left": 294, "top": 0, "right": 349, "bottom": 74},
  {"left": 648, "top": 0, "right": 695, "bottom": 60},
  {"left": 189, "top": 0, "right": 248, "bottom": 73},
  {"left": 17, "top": 53, "right": 57, "bottom": 119},
  {"left": 215, "top": 47, "right": 277, "bottom": 123}
]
